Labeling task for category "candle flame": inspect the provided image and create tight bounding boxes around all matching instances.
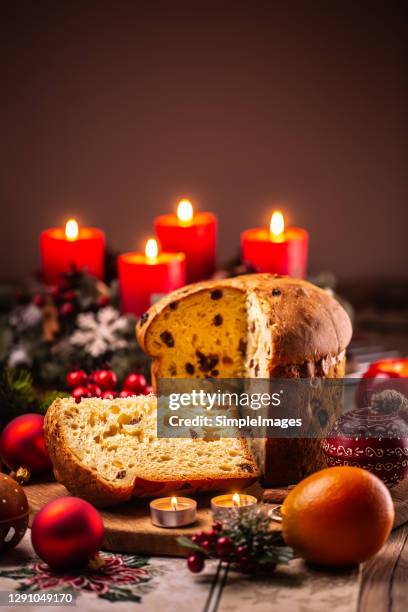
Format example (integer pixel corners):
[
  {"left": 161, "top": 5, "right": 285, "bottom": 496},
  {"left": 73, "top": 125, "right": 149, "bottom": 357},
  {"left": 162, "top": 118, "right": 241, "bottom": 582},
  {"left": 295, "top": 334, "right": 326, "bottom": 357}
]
[
  {"left": 270, "top": 211, "right": 285, "bottom": 238},
  {"left": 65, "top": 218, "right": 79, "bottom": 241},
  {"left": 232, "top": 493, "right": 241, "bottom": 507},
  {"left": 177, "top": 199, "right": 194, "bottom": 223},
  {"left": 171, "top": 496, "right": 178, "bottom": 511},
  {"left": 145, "top": 238, "right": 159, "bottom": 262}
]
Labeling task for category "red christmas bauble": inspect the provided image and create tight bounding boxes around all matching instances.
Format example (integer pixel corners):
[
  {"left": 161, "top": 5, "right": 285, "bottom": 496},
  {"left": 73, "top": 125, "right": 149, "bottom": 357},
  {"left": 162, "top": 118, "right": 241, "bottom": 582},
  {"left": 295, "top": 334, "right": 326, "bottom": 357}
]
[
  {"left": 123, "top": 373, "right": 147, "bottom": 393},
  {"left": 0, "top": 414, "right": 51, "bottom": 474},
  {"left": 323, "top": 407, "right": 408, "bottom": 487},
  {"left": 31, "top": 497, "right": 104, "bottom": 570},
  {"left": 92, "top": 370, "right": 117, "bottom": 391},
  {"left": 66, "top": 370, "right": 88, "bottom": 389}
]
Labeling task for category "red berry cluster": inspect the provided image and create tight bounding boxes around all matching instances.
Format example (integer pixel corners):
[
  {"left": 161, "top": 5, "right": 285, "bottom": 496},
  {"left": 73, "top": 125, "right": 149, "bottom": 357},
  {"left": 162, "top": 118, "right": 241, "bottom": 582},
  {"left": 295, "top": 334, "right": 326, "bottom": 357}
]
[
  {"left": 186, "top": 522, "right": 257, "bottom": 574},
  {"left": 29, "top": 284, "right": 110, "bottom": 319},
  {"left": 66, "top": 369, "right": 152, "bottom": 403},
  {"left": 29, "top": 286, "right": 79, "bottom": 318}
]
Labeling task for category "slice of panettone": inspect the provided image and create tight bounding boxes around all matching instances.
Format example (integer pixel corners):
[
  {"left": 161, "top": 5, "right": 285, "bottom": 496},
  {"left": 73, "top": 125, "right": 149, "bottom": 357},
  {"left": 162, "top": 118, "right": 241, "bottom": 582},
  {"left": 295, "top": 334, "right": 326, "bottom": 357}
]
[{"left": 44, "top": 395, "right": 259, "bottom": 507}]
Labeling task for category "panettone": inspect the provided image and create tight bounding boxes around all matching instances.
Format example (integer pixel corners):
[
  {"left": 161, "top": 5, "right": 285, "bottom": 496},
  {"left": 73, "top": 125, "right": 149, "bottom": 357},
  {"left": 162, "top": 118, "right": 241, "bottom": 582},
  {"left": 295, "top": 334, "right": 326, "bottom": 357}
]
[
  {"left": 136, "top": 274, "right": 351, "bottom": 383},
  {"left": 136, "top": 274, "right": 352, "bottom": 485}
]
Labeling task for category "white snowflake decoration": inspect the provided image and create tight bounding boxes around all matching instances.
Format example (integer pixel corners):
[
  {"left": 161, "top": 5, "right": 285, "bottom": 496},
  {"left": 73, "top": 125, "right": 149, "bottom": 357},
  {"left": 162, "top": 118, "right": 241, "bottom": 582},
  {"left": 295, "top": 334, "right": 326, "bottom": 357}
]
[{"left": 69, "top": 306, "right": 129, "bottom": 358}]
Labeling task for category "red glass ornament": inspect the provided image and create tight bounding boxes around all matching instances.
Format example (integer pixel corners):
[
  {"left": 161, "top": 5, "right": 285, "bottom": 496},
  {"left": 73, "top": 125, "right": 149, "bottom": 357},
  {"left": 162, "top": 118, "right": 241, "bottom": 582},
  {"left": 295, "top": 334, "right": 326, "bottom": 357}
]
[
  {"left": 187, "top": 553, "right": 204, "bottom": 573},
  {"left": 0, "top": 414, "right": 51, "bottom": 473},
  {"left": 87, "top": 383, "right": 102, "bottom": 397},
  {"left": 71, "top": 386, "right": 92, "bottom": 403},
  {"left": 323, "top": 407, "right": 408, "bottom": 487},
  {"left": 123, "top": 373, "right": 147, "bottom": 393},
  {"left": 92, "top": 370, "right": 118, "bottom": 391},
  {"left": 31, "top": 497, "right": 104, "bottom": 571},
  {"left": 143, "top": 385, "right": 153, "bottom": 395},
  {"left": 66, "top": 370, "right": 88, "bottom": 388}
]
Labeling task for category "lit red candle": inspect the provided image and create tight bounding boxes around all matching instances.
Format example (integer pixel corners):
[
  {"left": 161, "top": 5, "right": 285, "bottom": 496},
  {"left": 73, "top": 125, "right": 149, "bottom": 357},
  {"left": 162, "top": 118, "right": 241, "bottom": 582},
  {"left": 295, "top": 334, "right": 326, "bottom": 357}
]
[
  {"left": 40, "top": 219, "right": 105, "bottom": 285},
  {"left": 241, "top": 211, "right": 308, "bottom": 278},
  {"left": 118, "top": 238, "right": 186, "bottom": 317},
  {"left": 155, "top": 200, "right": 217, "bottom": 284}
]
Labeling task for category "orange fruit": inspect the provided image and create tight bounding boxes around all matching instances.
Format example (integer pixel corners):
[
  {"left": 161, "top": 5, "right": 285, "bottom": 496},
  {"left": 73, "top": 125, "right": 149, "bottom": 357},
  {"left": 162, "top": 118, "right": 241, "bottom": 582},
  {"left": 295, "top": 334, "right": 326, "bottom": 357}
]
[{"left": 281, "top": 466, "right": 394, "bottom": 567}]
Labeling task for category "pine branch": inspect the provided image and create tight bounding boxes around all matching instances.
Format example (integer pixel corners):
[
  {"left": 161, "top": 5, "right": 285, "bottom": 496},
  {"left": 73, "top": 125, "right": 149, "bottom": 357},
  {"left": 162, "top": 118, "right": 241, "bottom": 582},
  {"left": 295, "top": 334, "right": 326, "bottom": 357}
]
[{"left": 0, "top": 367, "right": 38, "bottom": 427}]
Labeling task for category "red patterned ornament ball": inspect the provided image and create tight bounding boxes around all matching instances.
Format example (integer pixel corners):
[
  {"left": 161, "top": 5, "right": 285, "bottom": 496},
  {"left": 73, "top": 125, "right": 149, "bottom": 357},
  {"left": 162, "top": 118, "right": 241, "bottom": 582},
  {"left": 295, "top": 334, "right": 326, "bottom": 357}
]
[
  {"left": 323, "top": 399, "right": 408, "bottom": 487},
  {"left": 0, "top": 474, "right": 29, "bottom": 553},
  {"left": 31, "top": 497, "right": 104, "bottom": 570},
  {"left": 0, "top": 414, "right": 51, "bottom": 474}
]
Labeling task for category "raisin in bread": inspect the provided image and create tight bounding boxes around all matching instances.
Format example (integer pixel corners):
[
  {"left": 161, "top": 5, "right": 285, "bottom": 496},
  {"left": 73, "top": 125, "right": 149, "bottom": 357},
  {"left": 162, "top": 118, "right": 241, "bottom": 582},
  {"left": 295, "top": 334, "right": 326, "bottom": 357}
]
[
  {"left": 44, "top": 395, "right": 259, "bottom": 507},
  {"left": 136, "top": 274, "right": 352, "bottom": 486}
]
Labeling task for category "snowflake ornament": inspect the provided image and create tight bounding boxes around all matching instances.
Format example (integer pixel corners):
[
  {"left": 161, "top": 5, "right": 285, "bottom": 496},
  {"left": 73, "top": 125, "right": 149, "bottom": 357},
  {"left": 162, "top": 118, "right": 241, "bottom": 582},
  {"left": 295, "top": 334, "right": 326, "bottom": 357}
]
[{"left": 70, "top": 307, "right": 129, "bottom": 358}]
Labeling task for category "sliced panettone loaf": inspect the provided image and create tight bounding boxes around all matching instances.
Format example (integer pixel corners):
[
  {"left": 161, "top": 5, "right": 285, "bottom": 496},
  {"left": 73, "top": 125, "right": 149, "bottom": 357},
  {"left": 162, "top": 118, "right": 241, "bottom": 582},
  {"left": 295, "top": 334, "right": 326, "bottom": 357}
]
[
  {"left": 136, "top": 274, "right": 352, "bottom": 386},
  {"left": 44, "top": 395, "right": 259, "bottom": 507}
]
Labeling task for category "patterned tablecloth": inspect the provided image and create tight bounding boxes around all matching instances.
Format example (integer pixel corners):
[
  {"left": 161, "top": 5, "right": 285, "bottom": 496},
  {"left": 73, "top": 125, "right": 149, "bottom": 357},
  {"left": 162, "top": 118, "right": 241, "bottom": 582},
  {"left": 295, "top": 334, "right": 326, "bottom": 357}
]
[{"left": 0, "top": 530, "right": 361, "bottom": 612}]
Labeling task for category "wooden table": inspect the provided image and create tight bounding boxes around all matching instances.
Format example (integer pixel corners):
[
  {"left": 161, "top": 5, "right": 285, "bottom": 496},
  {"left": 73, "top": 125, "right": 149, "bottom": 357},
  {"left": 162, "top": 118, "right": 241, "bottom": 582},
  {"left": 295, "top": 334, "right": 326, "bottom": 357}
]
[
  {"left": 16, "top": 479, "right": 407, "bottom": 612},
  {"left": 359, "top": 525, "right": 407, "bottom": 612}
]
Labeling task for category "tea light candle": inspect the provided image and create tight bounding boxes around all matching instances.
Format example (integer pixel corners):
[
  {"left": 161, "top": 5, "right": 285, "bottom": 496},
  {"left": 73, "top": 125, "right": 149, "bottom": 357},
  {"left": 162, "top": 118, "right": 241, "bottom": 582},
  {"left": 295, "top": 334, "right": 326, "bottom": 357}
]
[
  {"left": 155, "top": 199, "right": 217, "bottom": 283},
  {"left": 40, "top": 218, "right": 105, "bottom": 285},
  {"left": 241, "top": 210, "right": 308, "bottom": 278},
  {"left": 118, "top": 238, "right": 186, "bottom": 317},
  {"left": 150, "top": 496, "right": 197, "bottom": 528},
  {"left": 211, "top": 493, "right": 257, "bottom": 520}
]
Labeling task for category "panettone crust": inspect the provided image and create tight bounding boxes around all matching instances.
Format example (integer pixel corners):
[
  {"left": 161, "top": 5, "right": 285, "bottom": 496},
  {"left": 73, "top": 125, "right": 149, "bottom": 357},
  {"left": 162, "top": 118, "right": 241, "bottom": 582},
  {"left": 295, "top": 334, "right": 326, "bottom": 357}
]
[{"left": 136, "top": 274, "right": 352, "bottom": 377}]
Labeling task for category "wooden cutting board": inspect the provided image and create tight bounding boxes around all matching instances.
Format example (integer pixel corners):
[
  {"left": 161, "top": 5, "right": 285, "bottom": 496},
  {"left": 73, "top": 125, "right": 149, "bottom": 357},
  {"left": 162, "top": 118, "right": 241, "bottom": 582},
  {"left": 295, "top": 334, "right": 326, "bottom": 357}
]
[
  {"left": 25, "top": 478, "right": 408, "bottom": 557},
  {"left": 25, "top": 480, "right": 276, "bottom": 557}
]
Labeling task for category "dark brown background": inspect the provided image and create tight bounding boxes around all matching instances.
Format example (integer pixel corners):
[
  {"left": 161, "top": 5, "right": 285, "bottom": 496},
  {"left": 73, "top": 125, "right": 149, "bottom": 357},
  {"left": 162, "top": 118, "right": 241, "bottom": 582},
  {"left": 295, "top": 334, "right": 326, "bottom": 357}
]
[{"left": 1, "top": 0, "right": 406, "bottom": 283}]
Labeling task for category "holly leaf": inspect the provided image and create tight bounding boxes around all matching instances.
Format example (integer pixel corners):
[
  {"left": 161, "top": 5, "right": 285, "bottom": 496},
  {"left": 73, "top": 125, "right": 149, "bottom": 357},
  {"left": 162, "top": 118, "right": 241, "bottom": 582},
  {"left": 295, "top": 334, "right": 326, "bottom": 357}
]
[{"left": 177, "top": 536, "right": 205, "bottom": 554}]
